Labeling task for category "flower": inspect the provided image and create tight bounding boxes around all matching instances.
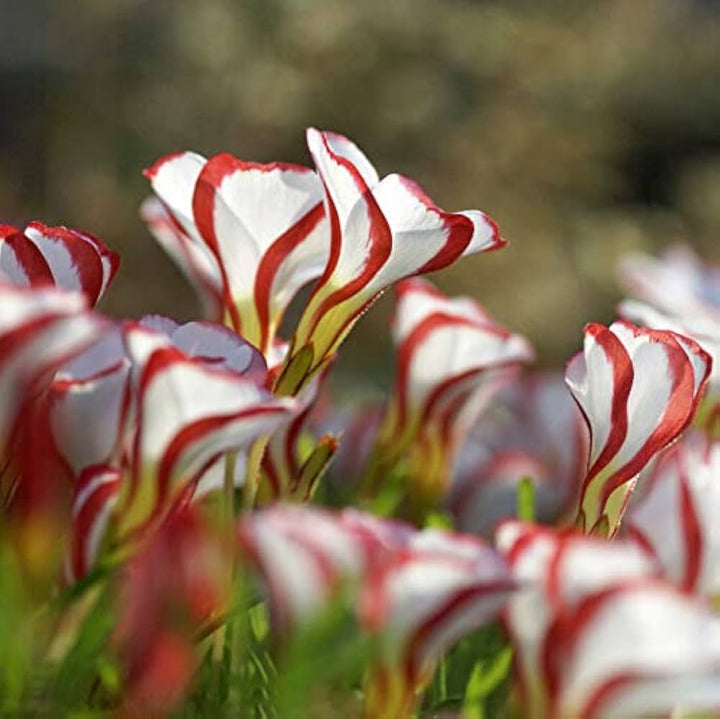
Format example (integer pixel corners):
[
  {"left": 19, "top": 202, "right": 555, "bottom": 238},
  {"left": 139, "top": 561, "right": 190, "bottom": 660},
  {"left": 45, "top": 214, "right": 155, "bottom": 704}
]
[
  {"left": 115, "top": 506, "right": 229, "bottom": 717},
  {"left": 496, "top": 520, "right": 660, "bottom": 719},
  {"left": 547, "top": 582, "right": 720, "bottom": 719},
  {"left": 49, "top": 327, "right": 131, "bottom": 476},
  {"left": 366, "top": 278, "right": 533, "bottom": 501},
  {"left": 237, "top": 505, "right": 382, "bottom": 634},
  {"left": 64, "top": 465, "right": 122, "bottom": 583},
  {"left": 144, "top": 151, "right": 329, "bottom": 356},
  {"left": 618, "top": 244, "right": 720, "bottom": 414},
  {"left": 260, "top": 369, "right": 338, "bottom": 502},
  {"left": 0, "top": 284, "right": 108, "bottom": 456},
  {"left": 238, "top": 505, "right": 514, "bottom": 718},
  {"left": 280, "top": 130, "right": 506, "bottom": 393},
  {"left": 626, "top": 429, "right": 720, "bottom": 597},
  {"left": 359, "top": 528, "right": 514, "bottom": 719},
  {"left": 0, "top": 222, "right": 119, "bottom": 305},
  {"left": 448, "top": 372, "right": 587, "bottom": 536},
  {"left": 140, "top": 197, "right": 224, "bottom": 322},
  {"left": 565, "top": 321, "right": 711, "bottom": 537},
  {"left": 619, "top": 243, "right": 720, "bottom": 323},
  {"left": 116, "top": 338, "right": 294, "bottom": 539}
]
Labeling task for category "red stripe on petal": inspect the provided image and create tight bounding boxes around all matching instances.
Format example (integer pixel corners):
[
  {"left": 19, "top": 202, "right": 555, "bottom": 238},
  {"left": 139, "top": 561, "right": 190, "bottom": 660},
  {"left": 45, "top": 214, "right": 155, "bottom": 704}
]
[
  {"left": 578, "top": 325, "right": 633, "bottom": 490},
  {"left": 254, "top": 202, "right": 324, "bottom": 354}
]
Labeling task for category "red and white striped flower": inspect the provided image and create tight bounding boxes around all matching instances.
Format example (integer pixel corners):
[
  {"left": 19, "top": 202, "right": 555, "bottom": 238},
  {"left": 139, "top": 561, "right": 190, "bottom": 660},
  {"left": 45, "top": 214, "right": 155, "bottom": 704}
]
[
  {"left": 237, "top": 505, "right": 385, "bottom": 634},
  {"left": 0, "top": 222, "right": 119, "bottom": 305},
  {"left": 619, "top": 244, "right": 720, "bottom": 414},
  {"left": 368, "top": 278, "right": 533, "bottom": 500},
  {"left": 626, "top": 429, "right": 720, "bottom": 597},
  {"left": 0, "top": 284, "right": 108, "bottom": 455},
  {"left": 239, "top": 506, "right": 513, "bottom": 718},
  {"left": 620, "top": 243, "right": 720, "bottom": 323},
  {"left": 280, "top": 129, "right": 506, "bottom": 392},
  {"left": 546, "top": 582, "right": 720, "bottom": 719},
  {"left": 565, "top": 321, "right": 711, "bottom": 537},
  {"left": 64, "top": 465, "right": 122, "bottom": 583},
  {"left": 116, "top": 340, "right": 293, "bottom": 539},
  {"left": 360, "top": 529, "right": 515, "bottom": 719},
  {"left": 448, "top": 372, "right": 588, "bottom": 536},
  {"left": 619, "top": 299, "right": 720, "bottom": 416},
  {"left": 116, "top": 505, "right": 229, "bottom": 717},
  {"left": 144, "top": 150, "right": 329, "bottom": 356},
  {"left": 496, "top": 520, "right": 660, "bottom": 719}
]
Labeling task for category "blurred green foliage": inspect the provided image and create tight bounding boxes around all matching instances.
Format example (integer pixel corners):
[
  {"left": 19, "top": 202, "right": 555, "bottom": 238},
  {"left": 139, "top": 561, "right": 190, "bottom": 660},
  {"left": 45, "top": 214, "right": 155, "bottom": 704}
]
[{"left": 1, "top": 0, "right": 720, "bottom": 380}]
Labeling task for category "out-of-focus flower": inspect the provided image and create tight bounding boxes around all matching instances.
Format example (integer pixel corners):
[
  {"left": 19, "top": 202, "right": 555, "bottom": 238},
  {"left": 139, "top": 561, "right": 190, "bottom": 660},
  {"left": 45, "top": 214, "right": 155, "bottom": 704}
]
[
  {"left": 0, "top": 285, "right": 108, "bottom": 458},
  {"left": 0, "top": 222, "right": 119, "bottom": 305},
  {"left": 448, "top": 372, "right": 587, "bottom": 536},
  {"left": 366, "top": 278, "right": 533, "bottom": 502},
  {"left": 237, "top": 505, "right": 382, "bottom": 634},
  {"left": 546, "top": 582, "right": 720, "bottom": 719},
  {"left": 565, "top": 321, "right": 711, "bottom": 537},
  {"left": 619, "top": 244, "right": 720, "bottom": 414},
  {"left": 64, "top": 465, "right": 122, "bottom": 584},
  {"left": 626, "top": 429, "right": 720, "bottom": 598},
  {"left": 116, "top": 506, "right": 229, "bottom": 718},
  {"left": 281, "top": 130, "right": 506, "bottom": 393},
  {"left": 239, "top": 505, "right": 513, "bottom": 718},
  {"left": 144, "top": 151, "right": 329, "bottom": 356},
  {"left": 495, "top": 520, "right": 660, "bottom": 719},
  {"left": 359, "top": 529, "right": 514, "bottom": 719},
  {"left": 620, "top": 244, "right": 720, "bottom": 323}
]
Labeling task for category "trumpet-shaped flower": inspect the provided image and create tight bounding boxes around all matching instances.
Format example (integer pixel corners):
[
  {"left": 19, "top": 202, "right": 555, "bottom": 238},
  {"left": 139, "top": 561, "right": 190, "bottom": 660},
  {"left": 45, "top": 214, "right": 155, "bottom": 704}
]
[
  {"left": 144, "top": 150, "right": 329, "bottom": 356},
  {"left": 237, "top": 505, "right": 382, "bottom": 634},
  {"left": 281, "top": 130, "right": 506, "bottom": 392},
  {"left": 117, "top": 338, "right": 293, "bottom": 539},
  {"left": 626, "top": 429, "right": 720, "bottom": 597},
  {"left": 565, "top": 321, "right": 711, "bottom": 537},
  {"left": 260, "top": 369, "right": 338, "bottom": 502},
  {"left": 360, "top": 529, "right": 514, "bottom": 718},
  {"left": 619, "top": 299, "right": 720, "bottom": 415},
  {"left": 368, "top": 278, "right": 533, "bottom": 500},
  {"left": 140, "top": 197, "right": 224, "bottom": 322},
  {"left": 448, "top": 372, "right": 588, "bottom": 536},
  {"left": 238, "top": 505, "right": 513, "bottom": 718},
  {"left": 495, "top": 520, "right": 660, "bottom": 719},
  {"left": 0, "top": 222, "right": 119, "bottom": 305},
  {"left": 547, "top": 582, "right": 720, "bottom": 719}
]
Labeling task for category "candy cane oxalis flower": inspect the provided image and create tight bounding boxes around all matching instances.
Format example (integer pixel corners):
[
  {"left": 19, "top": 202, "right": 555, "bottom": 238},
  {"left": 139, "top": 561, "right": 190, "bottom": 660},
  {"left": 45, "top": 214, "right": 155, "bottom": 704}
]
[
  {"left": 116, "top": 327, "right": 296, "bottom": 541},
  {"left": 144, "top": 148, "right": 329, "bottom": 357},
  {"left": 565, "top": 320, "right": 711, "bottom": 537},
  {"left": 279, "top": 130, "right": 506, "bottom": 394},
  {"left": 238, "top": 505, "right": 514, "bottom": 719},
  {"left": 627, "top": 429, "right": 720, "bottom": 598},
  {"left": 362, "top": 277, "right": 533, "bottom": 505}
]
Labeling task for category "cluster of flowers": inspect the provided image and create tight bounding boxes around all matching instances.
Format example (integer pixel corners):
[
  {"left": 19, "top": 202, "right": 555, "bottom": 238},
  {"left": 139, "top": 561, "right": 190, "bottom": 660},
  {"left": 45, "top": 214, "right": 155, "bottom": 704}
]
[{"left": 3, "top": 128, "right": 720, "bottom": 718}]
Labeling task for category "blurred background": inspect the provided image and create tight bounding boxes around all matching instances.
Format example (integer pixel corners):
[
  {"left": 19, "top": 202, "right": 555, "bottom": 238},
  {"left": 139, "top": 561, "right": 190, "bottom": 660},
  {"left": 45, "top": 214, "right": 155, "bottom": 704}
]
[{"left": 2, "top": 0, "right": 720, "bottom": 383}]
